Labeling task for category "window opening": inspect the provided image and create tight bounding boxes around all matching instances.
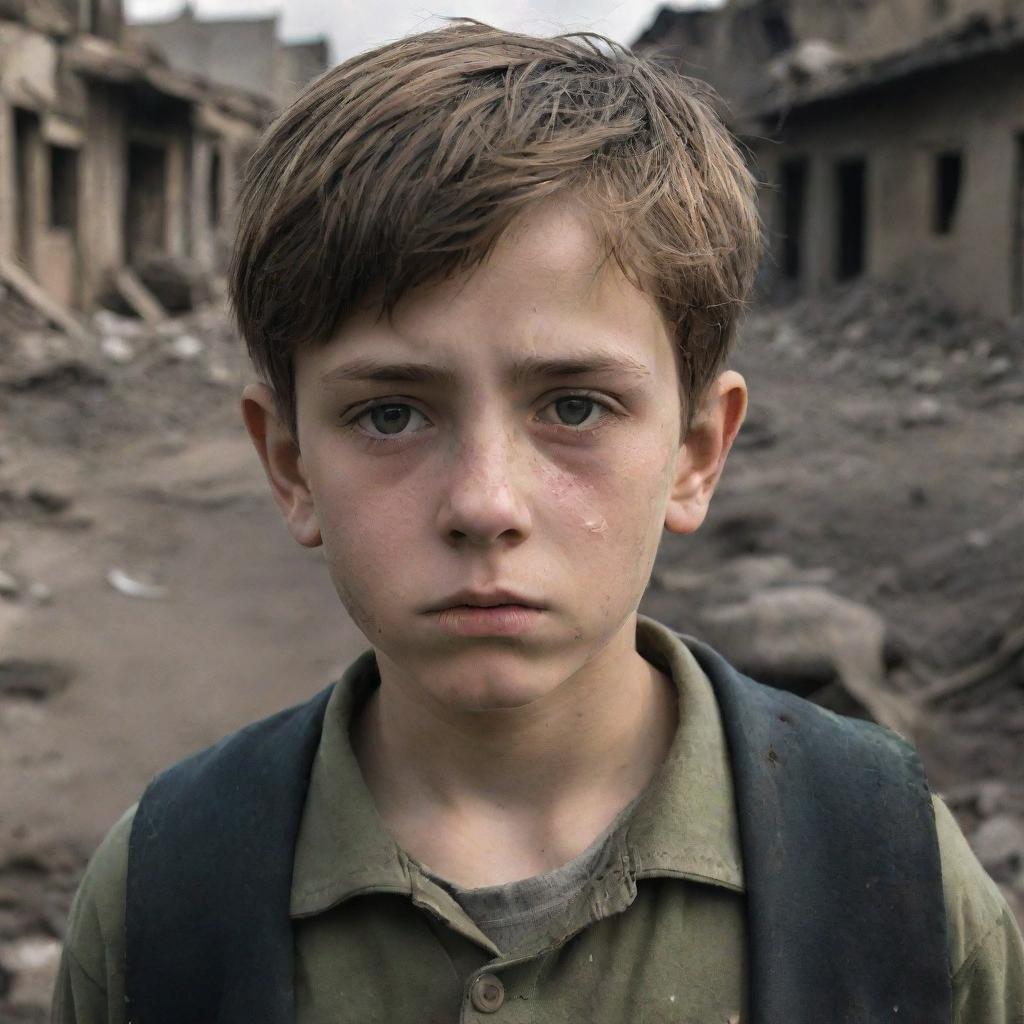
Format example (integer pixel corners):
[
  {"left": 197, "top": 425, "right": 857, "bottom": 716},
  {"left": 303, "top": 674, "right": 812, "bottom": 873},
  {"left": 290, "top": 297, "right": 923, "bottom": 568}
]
[
  {"left": 49, "top": 145, "right": 78, "bottom": 230},
  {"left": 780, "top": 159, "right": 807, "bottom": 280},
  {"left": 208, "top": 148, "right": 222, "bottom": 228},
  {"left": 933, "top": 151, "right": 962, "bottom": 235},
  {"left": 14, "top": 107, "right": 39, "bottom": 269}
]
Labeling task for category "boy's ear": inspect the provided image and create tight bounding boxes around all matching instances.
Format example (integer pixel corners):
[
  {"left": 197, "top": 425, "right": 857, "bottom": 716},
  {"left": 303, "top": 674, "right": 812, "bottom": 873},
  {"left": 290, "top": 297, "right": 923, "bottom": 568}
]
[
  {"left": 664, "top": 370, "right": 747, "bottom": 536},
  {"left": 240, "top": 383, "right": 322, "bottom": 548}
]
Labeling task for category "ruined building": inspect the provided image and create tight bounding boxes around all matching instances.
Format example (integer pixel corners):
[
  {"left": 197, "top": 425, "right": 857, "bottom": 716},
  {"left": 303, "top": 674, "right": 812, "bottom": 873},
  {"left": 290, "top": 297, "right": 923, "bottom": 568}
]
[
  {"left": 0, "top": 0, "right": 310, "bottom": 327},
  {"left": 130, "top": 5, "right": 330, "bottom": 107},
  {"left": 635, "top": 0, "right": 1024, "bottom": 317}
]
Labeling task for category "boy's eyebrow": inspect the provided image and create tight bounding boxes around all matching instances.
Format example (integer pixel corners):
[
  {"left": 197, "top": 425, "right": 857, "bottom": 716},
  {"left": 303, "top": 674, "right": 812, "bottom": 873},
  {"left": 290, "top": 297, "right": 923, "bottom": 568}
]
[
  {"left": 320, "top": 359, "right": 455, "bottom": 387},
  {"left": 319, "top": 352, "right": 652, "bottom": 387},
  {"left": 507, "top": 353, "right": 652, "bottom": 386}
]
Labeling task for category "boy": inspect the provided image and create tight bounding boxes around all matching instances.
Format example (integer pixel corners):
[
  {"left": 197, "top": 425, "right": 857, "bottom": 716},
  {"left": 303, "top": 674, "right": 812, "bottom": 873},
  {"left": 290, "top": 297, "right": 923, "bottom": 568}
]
[{"left": 53, "top": 19, "right": 1023, "bottom": 1024}]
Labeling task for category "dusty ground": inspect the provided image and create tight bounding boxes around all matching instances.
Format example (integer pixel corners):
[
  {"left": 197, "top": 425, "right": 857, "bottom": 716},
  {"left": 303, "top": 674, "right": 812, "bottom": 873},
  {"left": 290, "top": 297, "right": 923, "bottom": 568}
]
[{"left": 0, "top": 280, "right": 1021, "bottom": 1017}]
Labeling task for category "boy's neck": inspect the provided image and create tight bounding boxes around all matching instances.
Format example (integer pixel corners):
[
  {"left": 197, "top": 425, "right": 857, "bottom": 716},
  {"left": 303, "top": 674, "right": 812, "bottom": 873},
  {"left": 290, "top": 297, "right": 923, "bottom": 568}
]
[{"left": 349, "top": 617, "right": 679, "bottom": 886}]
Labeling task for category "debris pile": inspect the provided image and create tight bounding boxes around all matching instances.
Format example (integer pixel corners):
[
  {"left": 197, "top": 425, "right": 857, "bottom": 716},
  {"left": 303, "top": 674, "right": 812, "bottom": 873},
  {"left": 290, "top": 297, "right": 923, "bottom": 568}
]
[
  {"left": 1, "top": 298, "right": 246, "bottom": 453},
  {"left": 749, "top": 278, "right": 1024, "bottom": 404}
]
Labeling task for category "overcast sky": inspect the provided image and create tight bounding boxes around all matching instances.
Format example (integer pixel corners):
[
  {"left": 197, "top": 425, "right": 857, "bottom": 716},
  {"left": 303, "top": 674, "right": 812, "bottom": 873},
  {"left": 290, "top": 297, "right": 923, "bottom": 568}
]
[{"left": 125, "top": 0, "right": 722, "bottom": 63}]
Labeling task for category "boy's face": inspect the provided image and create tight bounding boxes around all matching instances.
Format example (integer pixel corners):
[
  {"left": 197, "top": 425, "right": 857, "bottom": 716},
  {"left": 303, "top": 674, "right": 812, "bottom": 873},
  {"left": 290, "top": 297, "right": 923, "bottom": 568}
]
[{"left": 243, "top": 197, "right": 745, "bottom": 713}]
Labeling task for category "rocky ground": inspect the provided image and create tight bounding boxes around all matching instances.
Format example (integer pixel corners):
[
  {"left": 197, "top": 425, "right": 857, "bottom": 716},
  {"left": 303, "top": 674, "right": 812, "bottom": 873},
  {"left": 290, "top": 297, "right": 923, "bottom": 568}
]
[{"left": 1, "top": 279, "right": 1022, "bottom": 1018}]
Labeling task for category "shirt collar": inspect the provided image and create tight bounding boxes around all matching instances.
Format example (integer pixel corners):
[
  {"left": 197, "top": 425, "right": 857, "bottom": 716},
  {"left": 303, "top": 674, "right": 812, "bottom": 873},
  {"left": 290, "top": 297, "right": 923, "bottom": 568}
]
[
  {"left": 626, "top": 615, "right": 744, "bottom": 891},
  {"left": 289, "top": 613, "right": 744, "bottom": 921}
]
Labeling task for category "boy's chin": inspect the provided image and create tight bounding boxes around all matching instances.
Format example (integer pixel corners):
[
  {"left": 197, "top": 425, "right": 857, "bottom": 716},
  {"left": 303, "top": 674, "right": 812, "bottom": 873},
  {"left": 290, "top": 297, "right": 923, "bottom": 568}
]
[{"left": 420, "top": 663, "right": 568, "bottom": 714}]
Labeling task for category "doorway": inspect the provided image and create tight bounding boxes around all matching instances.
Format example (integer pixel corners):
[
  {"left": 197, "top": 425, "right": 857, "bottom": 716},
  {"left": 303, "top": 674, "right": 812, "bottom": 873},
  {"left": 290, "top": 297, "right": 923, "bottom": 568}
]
[
  {"left": 125, "top": 141, "right": 167, "bottom": 264},
  {"left": 835, "top": 157, "right": 867, "bottom": 281}
]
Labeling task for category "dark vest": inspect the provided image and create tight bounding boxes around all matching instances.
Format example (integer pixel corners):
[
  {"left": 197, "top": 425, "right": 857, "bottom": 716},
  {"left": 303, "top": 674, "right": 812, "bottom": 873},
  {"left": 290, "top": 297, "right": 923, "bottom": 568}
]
[{"left": 125, "top": 637, "right": 952, "bottom": 1024}]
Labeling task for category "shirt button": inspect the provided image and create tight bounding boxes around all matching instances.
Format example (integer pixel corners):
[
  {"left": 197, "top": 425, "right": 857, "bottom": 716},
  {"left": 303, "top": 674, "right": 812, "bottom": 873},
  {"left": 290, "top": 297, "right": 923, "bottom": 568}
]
[{"left": 470, "top": 972, "right": 505, "bottom": 1013}]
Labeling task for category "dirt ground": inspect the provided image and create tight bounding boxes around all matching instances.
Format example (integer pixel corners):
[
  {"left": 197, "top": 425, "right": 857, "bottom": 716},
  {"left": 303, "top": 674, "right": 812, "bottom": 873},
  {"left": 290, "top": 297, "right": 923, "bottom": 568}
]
[{"left": 1, "top": 280, "right": 1022, "bottom": 1017}]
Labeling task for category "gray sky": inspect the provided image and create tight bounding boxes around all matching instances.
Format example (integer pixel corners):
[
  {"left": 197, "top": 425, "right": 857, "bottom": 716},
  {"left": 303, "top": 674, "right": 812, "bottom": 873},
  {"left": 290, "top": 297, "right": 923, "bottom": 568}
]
[{"left": 125, "top": 0, "right": 721, "bottom": 63}]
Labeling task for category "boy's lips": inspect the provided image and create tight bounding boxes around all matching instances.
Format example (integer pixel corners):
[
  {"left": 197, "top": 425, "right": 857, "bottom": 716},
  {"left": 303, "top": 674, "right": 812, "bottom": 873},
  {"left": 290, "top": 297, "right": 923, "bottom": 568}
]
[
  {"left": 422, "top": 587, "right": 547, "bottom": 613},
  {"left": 428, "top": 604, "right": 545, "bottom": 637}
]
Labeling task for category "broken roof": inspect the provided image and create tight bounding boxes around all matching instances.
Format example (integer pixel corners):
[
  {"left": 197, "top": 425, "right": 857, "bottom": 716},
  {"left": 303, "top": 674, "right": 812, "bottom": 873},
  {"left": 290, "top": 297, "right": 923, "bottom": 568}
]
[
  {"left": 62, "top": 33, "right": 273, "bottom": 124},
  {"left": 754, "top": 12, "right": 1024, "bottom": 121}
]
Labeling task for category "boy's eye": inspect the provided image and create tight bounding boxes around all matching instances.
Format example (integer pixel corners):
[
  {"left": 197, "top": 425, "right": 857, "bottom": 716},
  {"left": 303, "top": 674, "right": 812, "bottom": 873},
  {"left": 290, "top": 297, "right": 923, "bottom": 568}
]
[
  {"left": 356, "top": 403, "right": 429, "bottom": 437},
  {"left": 541, "top": 395, "right": 610, "bottom": 429}
]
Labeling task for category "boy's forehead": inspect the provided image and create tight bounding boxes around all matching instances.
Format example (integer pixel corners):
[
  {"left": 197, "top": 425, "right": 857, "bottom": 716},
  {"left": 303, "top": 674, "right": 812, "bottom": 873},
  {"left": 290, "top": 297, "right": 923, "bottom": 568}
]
[
  {"left": 495, "top": 197, "right": 608, "bottom": 277},
  {"left": 298, "top": 200, "right": 675, "bottom": 384},
  {"left": 391, "top": 198, "right": 634, "bottom": 318}
]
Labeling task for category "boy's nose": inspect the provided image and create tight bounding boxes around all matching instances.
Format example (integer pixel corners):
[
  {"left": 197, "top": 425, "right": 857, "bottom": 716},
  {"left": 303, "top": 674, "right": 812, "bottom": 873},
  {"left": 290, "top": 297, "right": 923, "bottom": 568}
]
[{"left": 436, "top": 430, "right": 533, "bottom": 547}]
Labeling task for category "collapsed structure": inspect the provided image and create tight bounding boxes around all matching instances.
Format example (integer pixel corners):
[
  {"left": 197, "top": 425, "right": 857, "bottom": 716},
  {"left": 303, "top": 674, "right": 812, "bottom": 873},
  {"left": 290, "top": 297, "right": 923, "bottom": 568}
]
[
  {"left": 635, "top": 0, "right": 1024, "bottom": 318},
  {"left": 0, "top": 0, "right": 325, "bottom": 329}
]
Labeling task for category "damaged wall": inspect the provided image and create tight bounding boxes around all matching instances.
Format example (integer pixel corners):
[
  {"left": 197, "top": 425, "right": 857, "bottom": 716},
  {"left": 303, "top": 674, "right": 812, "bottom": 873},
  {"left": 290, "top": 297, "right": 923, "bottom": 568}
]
[
  {"left": 0, "top": 4, "right": 271, "bottom": 319},
  {"left": 791, "top": 0, "right": 1024, "bottom": 58},
  {"left": 79, "top": 81, "right": 124, "bottom": 304},
  {"left": 635, "top": 0, "right": 1024, "bottom": 109},
  {"left": 634, "top": 1, "right": 1024, "bottom": 320},
  {"left": 0, "top": 23, "right": 80, "bottom": 304},
  {"left": 755, "top": 41, "right": 1024, "bottom": 318}
]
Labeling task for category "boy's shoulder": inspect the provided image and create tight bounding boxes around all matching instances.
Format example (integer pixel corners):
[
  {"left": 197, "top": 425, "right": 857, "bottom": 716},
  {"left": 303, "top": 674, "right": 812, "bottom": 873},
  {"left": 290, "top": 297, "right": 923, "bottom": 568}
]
[
  {"left": 931, "top": 793, "right": 1022, "bottom": 978},
  {"left": 53, "top": 803, "right": 135, "bottom": 1022}
]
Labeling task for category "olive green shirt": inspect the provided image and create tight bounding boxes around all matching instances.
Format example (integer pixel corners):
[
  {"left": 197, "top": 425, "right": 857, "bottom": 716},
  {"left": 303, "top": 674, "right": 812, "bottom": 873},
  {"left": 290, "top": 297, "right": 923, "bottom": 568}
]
[{"left": 52, "top": 615, "right": 1024, "bottom": 1022}]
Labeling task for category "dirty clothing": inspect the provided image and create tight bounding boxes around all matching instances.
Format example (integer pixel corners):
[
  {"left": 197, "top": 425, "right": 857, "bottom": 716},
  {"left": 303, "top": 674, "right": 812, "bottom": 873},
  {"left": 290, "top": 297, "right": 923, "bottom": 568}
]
[
  {"left": 52, "top": 616, "right": 1024, "bottom": 1023},
  {"left": 415, "top": 791, "right": 646, "bottom": 955}
]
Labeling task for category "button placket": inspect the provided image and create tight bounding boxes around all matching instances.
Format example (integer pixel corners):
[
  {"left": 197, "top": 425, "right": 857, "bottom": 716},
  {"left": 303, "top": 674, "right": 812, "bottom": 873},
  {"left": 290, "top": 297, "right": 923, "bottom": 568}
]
[{"left": 469, "top": 972, "right": 505, "bottom": 1013}]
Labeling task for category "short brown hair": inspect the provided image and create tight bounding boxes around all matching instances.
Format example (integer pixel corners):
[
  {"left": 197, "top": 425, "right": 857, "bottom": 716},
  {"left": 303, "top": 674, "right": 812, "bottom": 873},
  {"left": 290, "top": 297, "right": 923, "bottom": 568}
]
[{"left": 230, "top": 19, "right": 763, "bottom": 441}]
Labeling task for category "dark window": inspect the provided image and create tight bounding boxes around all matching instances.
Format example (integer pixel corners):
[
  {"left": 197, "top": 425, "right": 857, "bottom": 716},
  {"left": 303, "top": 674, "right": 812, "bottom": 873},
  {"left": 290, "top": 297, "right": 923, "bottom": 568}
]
[
  {"left": 49, "top": 145, "right": 78, "bottom": 230},
  {"left": 208, "top": 148, "right": 222, "bottom": 228},
  {"left": 933, "top": 151, "right": 962, "bottom": 235},
  {"left": 836, "top": 158, "right": 867, "bottom": 281},
  {"left": 932, "top": 0, "right": 950, "bottom": 17},
  {"left": 780, "top": 159, "right": 807, "bottom": 280},
  {"left": 14, "top": 107, "right": 38, "bottom": 268}
]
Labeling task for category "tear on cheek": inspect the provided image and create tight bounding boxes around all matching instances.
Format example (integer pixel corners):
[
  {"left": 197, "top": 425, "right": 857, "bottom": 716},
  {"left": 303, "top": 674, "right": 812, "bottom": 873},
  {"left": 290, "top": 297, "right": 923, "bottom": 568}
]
[{"left": 538, "top": 464, "right": 610, "bottom": 538}]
